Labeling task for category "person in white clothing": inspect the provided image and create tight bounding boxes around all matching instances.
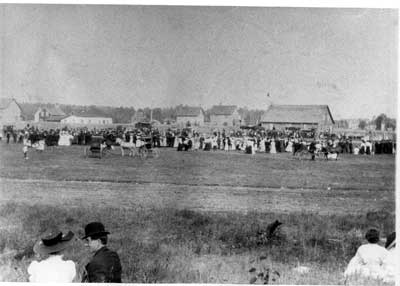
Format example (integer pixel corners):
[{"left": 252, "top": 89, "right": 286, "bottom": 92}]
[
  {"left": 344, "top": 228, "right": 388, "bottom": 285},
  {"left": 382, "top": 232, "right": 396, "bottom": 283},
  {"left": 28, "top": 228, "right": 76, "bottom": 283},
  {"left": 270, "top": 138, "right": 277, "bottom": 154}
]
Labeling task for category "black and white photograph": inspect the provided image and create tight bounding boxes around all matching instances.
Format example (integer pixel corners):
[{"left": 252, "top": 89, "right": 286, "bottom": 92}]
[{"left": 0, "top": 1, "right": 397, "bottom": 284}]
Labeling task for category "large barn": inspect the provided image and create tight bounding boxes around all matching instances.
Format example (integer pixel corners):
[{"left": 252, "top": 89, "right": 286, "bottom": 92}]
[
  {"left": 209, "top": 105, "right": 241, "bottom": 127},
  {"left": 260, "top": 105, "right": 335, "bottom": 131},
  {"left": 176, "top": 106, "right": 205, "bottom": 126}
]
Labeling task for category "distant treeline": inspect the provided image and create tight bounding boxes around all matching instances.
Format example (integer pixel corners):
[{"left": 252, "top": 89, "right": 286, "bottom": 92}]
[{"left": 19, "top": 102, "right": 265, "bottom": 125}]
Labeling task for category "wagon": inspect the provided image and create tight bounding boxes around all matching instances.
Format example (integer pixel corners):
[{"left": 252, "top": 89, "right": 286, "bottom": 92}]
[{"left": 135, "top": 136, "right": 160, "bottom": 159}]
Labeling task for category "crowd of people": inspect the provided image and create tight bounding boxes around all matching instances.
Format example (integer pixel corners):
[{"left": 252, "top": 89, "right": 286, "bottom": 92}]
[{"left": 2, "top": 125, "right": 395, "bottom": 159}]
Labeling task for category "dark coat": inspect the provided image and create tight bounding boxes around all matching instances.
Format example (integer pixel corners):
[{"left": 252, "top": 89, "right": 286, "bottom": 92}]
[{"left": 83, "top": 246, "right": 122, "bottom": 283}]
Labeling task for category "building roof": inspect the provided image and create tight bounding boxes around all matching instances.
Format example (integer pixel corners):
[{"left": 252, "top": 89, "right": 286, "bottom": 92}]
[
  {"left": 0, "top": 98, "right": 24, "bottom": 119},
  {"left": 46, "top": 115, "right": 69, "bottom": 122},
  {"left": 210, "top": 105, "right": 237, "bottom": 116},
  {"left": 39, "top": 105, "right": 66, "bottom": 116},
  {"left": 260, "top": 105, "right": 335, "bottom": 124},
  {"left": 176, "top": 106, "right": 204, "bottom": 117},
  {"left": 67, "top": 112, "right": 112, "bottom": 119},
  {"left": 19, "top": 104, "right": 37, "bottom": 121}
]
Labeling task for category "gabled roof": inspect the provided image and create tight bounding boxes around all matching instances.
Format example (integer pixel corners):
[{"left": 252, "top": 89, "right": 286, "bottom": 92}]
[
  {"left": 20, "top": 104, "right": 38, "bottom": 121},
  {"left": 176, "top": 106, "right": 204, "bottom": 117},
  {"left": 38, "top": 105, "right": 66, "bottom": 116},
  {"left": 210, "top": 105, "right": 237, "bottom": 116},
  {"left": 260, "top": 105, "right": 335, "bottom": 124},
  {"left": 0, "top": 98, "right": 23, "bottom": 118}
]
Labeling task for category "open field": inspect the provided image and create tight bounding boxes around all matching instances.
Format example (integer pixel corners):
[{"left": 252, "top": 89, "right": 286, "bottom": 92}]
[{"left": 0, "top": 142, "right": 395, "bottom": 284}]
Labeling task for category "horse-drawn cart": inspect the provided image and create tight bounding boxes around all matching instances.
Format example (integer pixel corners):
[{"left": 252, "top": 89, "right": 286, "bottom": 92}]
[
  {"left": 84, "top": 135, "right": 106, "bottom": 158},
  {"left": 116, "top": 134, "right": 160, "bottom": 159},
  {"left": 135, "top": 136, "right": 160, "bottom": 159}
]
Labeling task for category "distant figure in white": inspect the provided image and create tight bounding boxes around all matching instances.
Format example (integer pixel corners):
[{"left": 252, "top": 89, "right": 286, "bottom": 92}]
[
  {"left": 23, "top": 132, "right": 30, "bottom": 159},
  {"left": 285, "top": 138, "right": 293, "bottom": 153},
  {"left": 270, "top": 138, "right": 277, "bottom": 154},
  {"left": 58, "top": 131, "right": 73, "bottom": 146}
]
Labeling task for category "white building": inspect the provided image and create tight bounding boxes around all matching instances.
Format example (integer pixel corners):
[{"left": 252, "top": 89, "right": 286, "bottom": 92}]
[
  {"left": 61, "top": 113, "right": 113, "bottom": 125},
  {"left": 0, "top": 98, "right": 23, "bottom": 127}
]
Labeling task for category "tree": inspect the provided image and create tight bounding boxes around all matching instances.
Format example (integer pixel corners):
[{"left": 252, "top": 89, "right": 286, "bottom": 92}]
[
  {"left": 386, "top": 118, "right": 396, "bottom": 131},
  {"left": 358, "top": 120, "right": 367, "bottom": 130},
  {"left": 375, "top": 114, "right": 388, "bottom": 130},
  {"left": 151, "top": 108, "right": 163, "bottom": 122}
]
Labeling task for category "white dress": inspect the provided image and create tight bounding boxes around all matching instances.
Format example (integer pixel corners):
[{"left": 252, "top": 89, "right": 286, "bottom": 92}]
[
  {"left": 381, "top": 248, "right": 396, "bottom": 283},
  {"left": 28, "top": 255, "right": 76, "bottom": 283},
  {"left": 193, "top": 138, "right": 200, "bottom": 150},
  {"left": 224, "top": 139, "right": 229, "bottom": 151},
  {"left": 344, "top": 243, "right": 388, "bottom": 283},
  {"left": 270, "top": 140, "right": 277, "bottom": 154},
  {"left": 173, "top": 136, "right": 179, "bottom": 148},
  {"left": 259, "top": 139, "right": 266, "bottom": 152},
  {"left": 285, "top": 141, "right": 293, "bottom": 153}
]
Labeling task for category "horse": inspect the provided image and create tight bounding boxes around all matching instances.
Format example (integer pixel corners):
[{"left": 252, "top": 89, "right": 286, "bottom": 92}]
[
  {"left": 115, "top": 137, "right": 136, "bottom": 157},
  {"left": 293, "top": 142, "right": 311, "bottom": 159},
  {"left": 321, "top": 144, "right": 342, "bottom": 160}
]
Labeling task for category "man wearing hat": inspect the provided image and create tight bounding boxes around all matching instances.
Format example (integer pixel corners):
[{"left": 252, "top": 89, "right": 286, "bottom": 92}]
[{"left": 82, "top": 222, "right": 122, "bottom": 283}]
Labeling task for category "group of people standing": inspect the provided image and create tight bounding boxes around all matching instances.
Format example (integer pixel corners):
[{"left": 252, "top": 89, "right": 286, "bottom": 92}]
[{"left": 27, "top": 222, "right": 121, "bottom": 283}]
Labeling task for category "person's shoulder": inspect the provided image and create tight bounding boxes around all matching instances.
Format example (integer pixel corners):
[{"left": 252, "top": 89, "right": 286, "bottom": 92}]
[
  {"left": 359, "top": 243, "right": 388, "bottom": 253},
  {"left": 65, "top": 259, "right": 76, "bottom": 267},
  {"left": 27, "top": 260, "right": 39, "bottom": 273}
]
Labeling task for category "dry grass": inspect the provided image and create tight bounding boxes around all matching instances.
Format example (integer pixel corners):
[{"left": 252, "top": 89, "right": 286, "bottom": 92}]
[{"left": 0, "top": 142, "right": 395, "bottom": 284}]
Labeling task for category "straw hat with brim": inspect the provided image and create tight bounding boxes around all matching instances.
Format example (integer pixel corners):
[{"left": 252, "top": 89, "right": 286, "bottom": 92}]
[
  {"left": 81, "top": 222, "right": 110, "bottom": 240},
  {"left": 33, "top": 231, "right": 75, "bottom": 255}
]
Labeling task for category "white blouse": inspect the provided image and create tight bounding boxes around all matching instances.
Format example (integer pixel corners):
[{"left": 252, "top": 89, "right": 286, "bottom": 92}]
[
  {"left": 382, "top": 248, "right": 396, "bottom": 283},
  {"left": 28, "top": 255, "right": 76, "bottom": 283},
  {"left": 344, "top": 243, "right": 388, "bottom": 279}
]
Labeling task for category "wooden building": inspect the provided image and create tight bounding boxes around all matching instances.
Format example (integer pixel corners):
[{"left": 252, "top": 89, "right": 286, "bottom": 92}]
[
  {"left": 0, "top": 98, "right": 23, "bottom": 128},
  {"left": 176, "top": 106, "right": 205, "bottom": 126},
  {"left": 260, "top": 105, "right": 335, "bottom": 131},
  {"left": 209, "top": 105, "right": 241, "bottom": 127}
]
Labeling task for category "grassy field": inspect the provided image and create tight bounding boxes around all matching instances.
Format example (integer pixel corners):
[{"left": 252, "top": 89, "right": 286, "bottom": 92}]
[{"left": 0, "top": 142, "right": 395, "bottom": 284}]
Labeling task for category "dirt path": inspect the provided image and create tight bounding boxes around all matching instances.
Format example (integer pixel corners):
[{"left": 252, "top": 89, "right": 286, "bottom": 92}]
[{"left": 0, "top": 178, "right": 393, "bottom": 215}]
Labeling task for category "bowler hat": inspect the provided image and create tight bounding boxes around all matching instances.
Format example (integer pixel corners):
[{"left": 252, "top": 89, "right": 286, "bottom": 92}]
[
  {"left": 33, "top": 229, "right": 74, "bottom": 255},
  {"left": 82, "top": 222, "right": 110, "bottom": 240}
]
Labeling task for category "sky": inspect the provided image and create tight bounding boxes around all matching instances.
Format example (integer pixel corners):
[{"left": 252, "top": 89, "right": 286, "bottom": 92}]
[{"left": 0, "top": 3, "right": 398, "bottom": 119}]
